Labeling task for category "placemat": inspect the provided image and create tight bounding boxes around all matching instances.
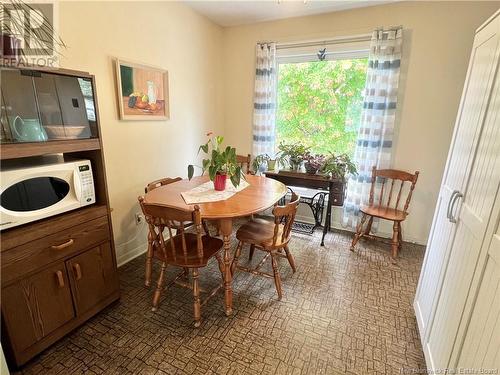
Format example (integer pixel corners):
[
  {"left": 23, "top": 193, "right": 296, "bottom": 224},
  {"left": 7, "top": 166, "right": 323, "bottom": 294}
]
[{"left": 181, "top": 179, "right": 249, "bottom": 204}]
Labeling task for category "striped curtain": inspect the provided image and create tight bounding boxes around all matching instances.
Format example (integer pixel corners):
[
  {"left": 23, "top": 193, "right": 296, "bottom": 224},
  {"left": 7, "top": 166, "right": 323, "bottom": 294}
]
[
  {"left": 343, "top": 27, "right": 403, "bottom": 229},
  {"left": 252, "top": 43, "right": 277, "bottom": 157}
]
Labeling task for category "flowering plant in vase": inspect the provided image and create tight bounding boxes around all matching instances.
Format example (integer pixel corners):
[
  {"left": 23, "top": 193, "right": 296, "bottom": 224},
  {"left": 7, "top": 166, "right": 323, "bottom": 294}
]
[
  {"left": 188, "top": 133, "right": 244, "bottom": 191},
  {"left": 304, "top": 153, "right": 326, "bottom": 175}
]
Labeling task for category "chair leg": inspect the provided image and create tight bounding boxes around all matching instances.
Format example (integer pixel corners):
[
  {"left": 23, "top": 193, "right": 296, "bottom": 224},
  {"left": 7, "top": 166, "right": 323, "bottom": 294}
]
[
  {"left": 391, "top": 221, "right": 400, "bottom": 259},
  {"left": 231, "top": 241, "right": 243, "bottom": 276},
  {"left": 145, "top": 238, "right": 153, "bottom": 287},
  {"left": 202, "top": 220, "right": 210, "bottom": 236},
  {"left": 249, "top": 244, "right": 255, "bottom": 261},
  {"left": 270, "top": 252, "right": 283, "bottom": 300},
  {"left": 283, "top": 245, "right": 296, "bottom": 273},
  {"left": 152, "top": 262, "right": 167, "bottom": 311},
  {"left": 350, "top": 214, "right": 368, "bottom": 251},
  {"left": 364, "top": 216, "right": 374, "bottom": 236},
  {"left": 183, "top": 267, "right": 189, "bottom": 279},
  {"left": 192, "top": 268, "right": 201, "bottom": 327},
  {"left": 398, "top": 222, "right": 403, "bottom": 251}
]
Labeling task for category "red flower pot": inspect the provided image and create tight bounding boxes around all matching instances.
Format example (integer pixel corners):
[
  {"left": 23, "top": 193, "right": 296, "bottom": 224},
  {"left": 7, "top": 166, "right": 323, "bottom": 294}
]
[{"left": 214, "top": 173, "right": 227, "bottom": 191}]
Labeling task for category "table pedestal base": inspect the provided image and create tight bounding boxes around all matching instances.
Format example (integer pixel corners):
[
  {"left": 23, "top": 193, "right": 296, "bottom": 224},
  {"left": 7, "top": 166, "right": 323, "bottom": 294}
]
[{"left": 219, "top": 218, "right": 233, "bottom": 316}]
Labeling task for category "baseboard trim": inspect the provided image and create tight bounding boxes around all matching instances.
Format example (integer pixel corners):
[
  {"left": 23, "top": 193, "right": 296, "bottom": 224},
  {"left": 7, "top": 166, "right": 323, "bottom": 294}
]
[{"left": 117, "top": 244, "right": 147, "bottom": 267}]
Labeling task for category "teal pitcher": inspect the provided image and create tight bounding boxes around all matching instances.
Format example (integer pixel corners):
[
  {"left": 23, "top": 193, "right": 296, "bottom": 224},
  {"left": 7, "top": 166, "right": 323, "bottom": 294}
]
[{"left": 10, "top": 116, "right": 48, "bottom": 142}]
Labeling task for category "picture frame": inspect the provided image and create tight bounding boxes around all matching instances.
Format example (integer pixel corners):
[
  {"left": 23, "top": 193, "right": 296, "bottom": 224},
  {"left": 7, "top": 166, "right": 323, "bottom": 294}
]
[{"left": 115, "top": 59, "right": 170, "bottom": 120}]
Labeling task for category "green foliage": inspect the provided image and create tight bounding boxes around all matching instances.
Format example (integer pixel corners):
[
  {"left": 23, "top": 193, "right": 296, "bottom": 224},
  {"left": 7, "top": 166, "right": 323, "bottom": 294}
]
[
  {"left": 320, "top": 153, "right": 358, "bottom": 180},
  {"left": 252, "top": 154, "right": 271, "bottom": 173},
  {"left": 188, "top": 133, "right": 244, "bottom": 187},
  {"left": 277, "top": 142, "right": 310, "bottom": 169},
  {"left": 276, "top": 58, "right": 368, "bottom": 157}
]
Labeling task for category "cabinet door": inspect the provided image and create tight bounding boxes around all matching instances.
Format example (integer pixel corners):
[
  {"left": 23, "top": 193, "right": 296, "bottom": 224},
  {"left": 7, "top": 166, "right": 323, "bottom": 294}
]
[
  {"left": 0, "top": 69, "right": 41, "bottom": 143},
  {"left": 66, "top": 242, "right": 119, "bottom": 315},
  {"left": 425, "top": 17, "right": 500, "bottom": 370},
  {"left": 33, "top": 73, "right": 64, "bottom": 127},
  {"left": 457, "top": 219, "right": 500, "bottom": 369},
  {"left": 1, "top": 262, "right": 74, "bottom": 353},
  {"left": 414, "top": 15, "right": 500, "bottom": 350}
]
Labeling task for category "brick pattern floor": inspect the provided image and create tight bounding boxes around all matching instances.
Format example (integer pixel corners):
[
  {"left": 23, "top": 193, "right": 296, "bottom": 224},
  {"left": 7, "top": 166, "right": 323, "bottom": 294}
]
[{"left": 14, "top": 226, "right": 427, "bottom": 375}]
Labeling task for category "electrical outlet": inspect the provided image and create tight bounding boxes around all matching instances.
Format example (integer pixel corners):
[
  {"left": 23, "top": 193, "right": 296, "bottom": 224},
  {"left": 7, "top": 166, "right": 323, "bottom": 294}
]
[{"left": 135, "top": 212, "right": 144, "bottom": 225}]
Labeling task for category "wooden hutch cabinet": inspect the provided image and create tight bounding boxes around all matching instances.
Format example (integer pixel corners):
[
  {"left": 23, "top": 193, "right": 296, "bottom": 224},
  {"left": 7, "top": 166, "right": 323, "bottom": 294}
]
[{"left": 0, "top": 66, "right": 120, "bottom": 368}]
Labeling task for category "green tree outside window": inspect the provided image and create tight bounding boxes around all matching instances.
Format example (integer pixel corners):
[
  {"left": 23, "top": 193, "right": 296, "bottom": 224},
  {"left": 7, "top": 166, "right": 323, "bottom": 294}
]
[{"left": 276, "top": 58, "right": 368, "bottom": 157}]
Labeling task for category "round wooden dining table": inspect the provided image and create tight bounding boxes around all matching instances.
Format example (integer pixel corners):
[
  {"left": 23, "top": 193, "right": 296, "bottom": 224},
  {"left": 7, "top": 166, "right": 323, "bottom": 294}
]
[{"left": 143, "top": 174, "right": 287, "bottom": 316}]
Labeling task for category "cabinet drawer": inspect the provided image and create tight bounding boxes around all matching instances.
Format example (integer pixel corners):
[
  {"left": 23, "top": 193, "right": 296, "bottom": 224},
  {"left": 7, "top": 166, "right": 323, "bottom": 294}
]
[
  {"left": 331, "top": 193, "right": 345, "bottom": 206},
  {"left": 1, "top": 216, "right": 110, "bottom": 285}
]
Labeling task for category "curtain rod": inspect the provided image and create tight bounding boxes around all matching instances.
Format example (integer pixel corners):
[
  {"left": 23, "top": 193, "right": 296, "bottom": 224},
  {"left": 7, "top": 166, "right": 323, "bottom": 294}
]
[
  {"left": 275, "top": 34, "right": 371, "bottom": 50},
  {"left": 258, "top": 27, "right": 403, "bottom": 50}
]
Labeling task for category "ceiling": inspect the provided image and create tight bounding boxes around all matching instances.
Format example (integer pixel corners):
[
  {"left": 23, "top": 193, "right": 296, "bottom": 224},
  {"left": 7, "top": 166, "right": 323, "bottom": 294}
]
[{"left": 184, "top": 1, "right": 397, "bottom": 27}]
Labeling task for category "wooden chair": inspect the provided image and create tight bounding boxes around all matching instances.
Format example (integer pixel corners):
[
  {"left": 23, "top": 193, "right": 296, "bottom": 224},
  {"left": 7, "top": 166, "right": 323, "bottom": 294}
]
[
  {"left": 138, "top": 197, "right": 225, "bottom": 327},
  {"left": 231, "top": 193, "right": 300, "bottom": 300},
  {"left": 236, "top": 154, "right": 252, "bottom": 174},
  {"left": 143, "top": 177, "right": 210, "bottom": 287},
  {"left": 145, "top": 177, "right": 182, "bottom": 193},
  {"left": 350, "top": 167, "right": 419, "bottom": 258}
]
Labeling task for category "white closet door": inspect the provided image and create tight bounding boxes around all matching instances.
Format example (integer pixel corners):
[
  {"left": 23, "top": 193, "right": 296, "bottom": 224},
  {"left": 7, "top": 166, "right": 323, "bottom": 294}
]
[
  {"left": 425, "top": 17, "right": 500, "bottom": 369},
  {"left": 457, "top": 203, "right": 500, "bottom": 370},
  {"left": 414, "top": 14, "right": 500, "bottom": 346}
]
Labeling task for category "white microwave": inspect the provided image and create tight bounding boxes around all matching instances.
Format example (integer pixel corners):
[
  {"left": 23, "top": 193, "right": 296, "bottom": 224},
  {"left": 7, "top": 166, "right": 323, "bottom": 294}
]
[{"left": 0, "top": 158, "right": 96, "bottom": 230}]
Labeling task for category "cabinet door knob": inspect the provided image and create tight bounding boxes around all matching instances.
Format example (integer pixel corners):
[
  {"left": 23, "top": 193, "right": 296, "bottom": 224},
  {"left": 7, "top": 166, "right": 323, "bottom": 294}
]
[
  {"left": 51, "top": 238, "right": 74, "bottom": 250},
  {"left": 73, "top": 263, "right": 82, "bottom": 280},
  {"left": 55, "top": 270, "right": 65, "bottom": 288}
]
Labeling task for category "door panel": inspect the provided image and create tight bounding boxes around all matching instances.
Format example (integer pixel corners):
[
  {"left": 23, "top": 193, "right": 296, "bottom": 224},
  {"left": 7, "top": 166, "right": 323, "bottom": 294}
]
[
  {"left": 414, "top": 190, "right": 456, "bottom": 334},
  {"left": 457, "top": 223, "right": 500, "bottom": 369},
  {"left": 67, "top": 242, "right": 119, "bottom": 315},
  {"left": 426, "top": 32, "right": 500, "bottom": 369},
  {"left": 414, "top": 16, "right": 500, "bottom": 345},
  {"left": 1, "top": 262, "right": 74, "bottom": 353}
]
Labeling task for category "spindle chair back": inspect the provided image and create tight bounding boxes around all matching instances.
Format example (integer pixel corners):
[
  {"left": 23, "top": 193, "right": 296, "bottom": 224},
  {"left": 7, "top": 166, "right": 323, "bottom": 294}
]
[
  {"left": 271, "top": 192, "right": 300, "bottom": 247},
  {"left": 368, "top": 168, "right": 419, "bottom": 215},
  {"left": 236, "top": 154, "right": 252, "bottom": 174},
  {"left": 139, "top": 198, "right": 204, "bottom": 263},
  {"left": 145, "top": 177, "right": 182, "bottom": 193}
]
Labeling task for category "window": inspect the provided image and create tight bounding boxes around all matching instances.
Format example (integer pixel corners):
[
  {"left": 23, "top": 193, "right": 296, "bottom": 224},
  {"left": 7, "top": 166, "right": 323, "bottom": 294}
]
[{"left": 276, "top": 39, "right": 369, "bottom": 157}]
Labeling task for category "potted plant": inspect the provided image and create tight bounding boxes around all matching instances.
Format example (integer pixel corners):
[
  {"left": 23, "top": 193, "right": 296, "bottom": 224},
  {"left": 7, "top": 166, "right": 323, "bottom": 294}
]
[
  {"left": 277, "top": 142, "right": 310, "bottom": 171},
  {"left": 187, "top": 133, "right": 244, "bottom": 191},
  {"left": 252, "top": 154, "right": 271, "bottom": 174},
  {"left": 304, "top": 153, "right": 326, "bottom": 175},
  {"left": 268, "top": 150, "right": 286, "bottom": 170},
  {"left": 320, "top": 153, "right": 357, "bottom": 180}
]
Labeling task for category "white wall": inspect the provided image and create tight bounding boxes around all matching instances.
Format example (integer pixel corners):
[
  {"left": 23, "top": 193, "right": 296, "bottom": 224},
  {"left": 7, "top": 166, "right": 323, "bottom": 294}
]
[
  {"left": 59, "top": 1, "right": 224, "bottom": 264},
  {"left": 221, "top": 1, "right": 500, "bottom": 244}
]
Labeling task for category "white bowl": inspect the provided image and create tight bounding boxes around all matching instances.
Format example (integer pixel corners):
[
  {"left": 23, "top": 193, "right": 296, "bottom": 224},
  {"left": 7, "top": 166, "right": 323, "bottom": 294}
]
[{"left": 45, "top": 125, "right": 86, "bottom": 140}]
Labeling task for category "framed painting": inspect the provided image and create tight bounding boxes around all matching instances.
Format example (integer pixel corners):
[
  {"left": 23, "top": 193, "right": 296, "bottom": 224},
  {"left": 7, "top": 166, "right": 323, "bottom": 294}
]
[{"left": 115, "top": 59, "right": 169, "bottom": 120}]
